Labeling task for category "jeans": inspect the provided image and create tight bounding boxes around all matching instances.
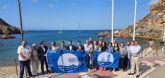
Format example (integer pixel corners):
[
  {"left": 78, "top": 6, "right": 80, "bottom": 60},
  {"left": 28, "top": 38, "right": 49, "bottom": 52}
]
[{"left": 19, "top": 60, "right": 32, "bottom": 78}]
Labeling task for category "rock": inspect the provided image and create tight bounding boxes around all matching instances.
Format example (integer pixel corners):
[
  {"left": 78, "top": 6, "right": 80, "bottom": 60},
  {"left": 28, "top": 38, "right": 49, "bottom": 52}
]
[
  {"left": 0, "top": 35, "right": 16, "bottom": 39},
  {"left": 119, "top": 0, "right": 165, "bottom": 40},
  {"left": 0, "top": 18, "right": 21, "bottom": 35},
  {"left": 98, "top": 31, "right": 111, "bottom": 38}
]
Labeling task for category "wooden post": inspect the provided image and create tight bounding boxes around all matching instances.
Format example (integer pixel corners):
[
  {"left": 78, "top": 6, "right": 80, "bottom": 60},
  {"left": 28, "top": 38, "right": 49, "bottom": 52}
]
[
  {"left": 18, "top": 0, "right": 24, "bottom": 41},
  {"left": 15, "top": 59, "right": 18, "bottom": 75}
]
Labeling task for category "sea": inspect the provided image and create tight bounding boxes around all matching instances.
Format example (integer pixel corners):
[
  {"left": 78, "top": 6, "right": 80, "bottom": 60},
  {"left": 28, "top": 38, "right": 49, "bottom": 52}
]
[{"left": 0, "top": 30, "right": 148, "bottom": 66}]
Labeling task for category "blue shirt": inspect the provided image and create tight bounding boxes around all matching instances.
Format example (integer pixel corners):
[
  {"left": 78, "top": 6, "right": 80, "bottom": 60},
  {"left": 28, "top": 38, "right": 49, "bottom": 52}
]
[{"left": 107, "top": 46, "right": 113, "bottom": 52}]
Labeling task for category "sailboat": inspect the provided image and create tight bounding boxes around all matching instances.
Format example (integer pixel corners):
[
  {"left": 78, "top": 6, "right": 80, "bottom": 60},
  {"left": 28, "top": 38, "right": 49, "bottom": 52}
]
[{"left": 58, "top": 26, "right": 63, "bottom": 33}]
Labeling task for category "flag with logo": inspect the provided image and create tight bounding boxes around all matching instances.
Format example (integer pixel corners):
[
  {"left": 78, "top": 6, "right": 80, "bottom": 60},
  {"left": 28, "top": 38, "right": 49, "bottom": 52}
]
[
  {"left": 47, "top": 50, "right": 88, "bottom": 73},
  {"left": 93, "top": 51, "right": 121, "bottom": 68}
]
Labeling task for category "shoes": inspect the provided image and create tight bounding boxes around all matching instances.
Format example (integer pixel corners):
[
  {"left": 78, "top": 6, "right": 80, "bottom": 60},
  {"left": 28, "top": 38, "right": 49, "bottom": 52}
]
[{"left": 128, "top": 73, "right": 134, "bottom": 75}]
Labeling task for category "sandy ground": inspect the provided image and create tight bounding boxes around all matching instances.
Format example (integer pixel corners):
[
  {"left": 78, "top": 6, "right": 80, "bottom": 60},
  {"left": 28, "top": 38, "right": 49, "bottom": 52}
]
[{"left": 0, "top": 56, "right": 165, "bottom": 78}]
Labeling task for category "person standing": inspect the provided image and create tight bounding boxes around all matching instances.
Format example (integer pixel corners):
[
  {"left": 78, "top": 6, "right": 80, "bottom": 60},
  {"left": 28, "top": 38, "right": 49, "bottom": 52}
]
[
  {"left": 67, "top": 40, "right": 76, "bottom": 51},
  {"left": 125, "top": 41, "right": 131, "bottom": 69},
  {"left": 128, "top": 41, "right": 141, "bottom": 78},
  {"left": 37, "top": 41, "right": 49, "bottom": 74},
  {"left": 93, "top": 40, "right": 99, "bottom": 70},
  {"left": 49, "top": 41, "right": 59, "bottom": 50},
  {"left": 17, "top": 40, "right": 32, "bottom": 78},
  {"left": 31, "top": 43, "right": 39, "bottom": 76},
  {"left": 98, "top": 40, "right": 103, "bottom": 51},
  {"left": 89, "top": 37, "right": 93, "bottom": 45},
  {"left": 119, "top": 42, "right": 128, "bottom": 72},
  {"left": 60, "top": 41, "right": 67, "bottom": 50},
  {"left": 112, "top": 46, "right": 120, "bottom": 72},
  {"left": 76, "top": 41, "right": 84, "bottom": 51},
  {"left": 99, "top": 41, "right": 107, "bottom": 71},
  {"left": 93, "top": 40, "right": 99, "bottom": 50},
  {"left": 84, "top": 40, "right": 93, "bottom": 71},
  {"left": 107, "top": 42, "right": 113, "bottom": 52},
  {"left": 101, "top": 41, "right": 107, "bottom": 52}
]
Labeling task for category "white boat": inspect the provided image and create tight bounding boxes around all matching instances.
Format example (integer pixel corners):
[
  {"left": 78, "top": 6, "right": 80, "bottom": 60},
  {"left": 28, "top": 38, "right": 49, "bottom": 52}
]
[{"left": 58, "top": 26, "right": 63, "bottom": 33}]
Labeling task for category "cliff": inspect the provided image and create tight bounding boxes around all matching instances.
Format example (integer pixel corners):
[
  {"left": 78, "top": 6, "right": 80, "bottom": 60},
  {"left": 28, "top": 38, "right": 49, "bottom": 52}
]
[
  {"left": 119, "top": 0, "right": 165, "bottom": 40},
  {"left": 0, "top": 18, "right": 20, "bottom": 35}
]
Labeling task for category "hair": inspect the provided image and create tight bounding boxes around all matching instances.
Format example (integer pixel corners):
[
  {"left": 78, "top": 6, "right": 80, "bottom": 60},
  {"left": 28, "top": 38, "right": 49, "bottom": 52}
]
[
  {"left": 40, "top": 41, "right": 44, "bottom": 45},
  {"left": 108, "top": 42, "right": 112, "bottom": 46},
  {"left": 114, "top": 42, "right": 119, "bottom": 47},
  {"left": 94, "top": 40, "right": 98, "bottom": 44},
  {"left": 113, "top": 46, "right": 119, "bottom": 52},
  {"left": 52, "top": 41, "right": 56, "bottom": 44},
  {"left": 120, "top": 42, "right": 125, "bottom": 46},
  {"left": 61, "top": 40, "right": 64, "bottom": 43},
  {"left": 102, "top": 41, "right": 107, "bottom": 46},
  {"left": 32, "top": 43, "right": 36, "bottom": 47},
  {"left": 22, "top": 40, "right": 27, "bottom": 44},
  {"left": 132, "top": 40, "right": 135, "bottom": 43},
  {"left": 78, "top": 41, "right": 81, "bottom": 43},
  {"left": 69, "top": 40, "right": 72, "bottom": 43}
]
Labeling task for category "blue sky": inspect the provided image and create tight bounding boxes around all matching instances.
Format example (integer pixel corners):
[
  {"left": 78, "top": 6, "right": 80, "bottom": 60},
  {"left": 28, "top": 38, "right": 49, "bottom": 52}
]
[{"left": 0, "top": 0, "right": 157, "bottom": 30}]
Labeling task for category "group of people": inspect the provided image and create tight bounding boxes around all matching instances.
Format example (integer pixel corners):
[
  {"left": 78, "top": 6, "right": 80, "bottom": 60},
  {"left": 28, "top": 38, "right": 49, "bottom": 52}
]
[{"left": 17, "top": 37, "right": 141, "bottom": 78}]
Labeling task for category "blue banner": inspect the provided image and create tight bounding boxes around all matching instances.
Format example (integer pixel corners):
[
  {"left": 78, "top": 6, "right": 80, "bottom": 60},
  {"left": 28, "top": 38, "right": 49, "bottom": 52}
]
[
  {"left": 93, "top": 51, "right": 121, "bottom": 68},
  {"left": 47, "top": 50, "right": 88, "bottom": 73}
]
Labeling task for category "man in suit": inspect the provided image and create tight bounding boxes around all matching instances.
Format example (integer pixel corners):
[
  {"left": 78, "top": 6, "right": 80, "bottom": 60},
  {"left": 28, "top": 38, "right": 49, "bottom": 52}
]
[
  {"left": 37, "top": 41, "right": 49, "bottom": 74},
  {"left": 67, "top": 40, "right": 76, "bottom": 51},
  {"left": 76, "top": 41, "right": 84, "bottom": 51}
]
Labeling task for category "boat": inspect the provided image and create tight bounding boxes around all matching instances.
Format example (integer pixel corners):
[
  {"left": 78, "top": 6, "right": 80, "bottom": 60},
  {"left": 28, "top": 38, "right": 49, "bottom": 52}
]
[{"left": 58, "top": 26, "right": 63, "bottom": 33}]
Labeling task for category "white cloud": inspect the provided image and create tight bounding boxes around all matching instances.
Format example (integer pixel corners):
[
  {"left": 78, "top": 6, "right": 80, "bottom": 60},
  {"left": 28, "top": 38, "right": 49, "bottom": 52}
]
[
  {"left": 1, "top": 5, "right": 8, "bottom": 10},
  {"left": 150, "top": 0, "right": 159, "bottom": 5}
]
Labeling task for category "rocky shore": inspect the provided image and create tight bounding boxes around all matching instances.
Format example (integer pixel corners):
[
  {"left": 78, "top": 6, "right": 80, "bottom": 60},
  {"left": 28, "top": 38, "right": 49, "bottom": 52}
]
[
  {"left": 0, "top": 18, "right": 20, "bottom": 39},
  {"left": 119, "top": 0, "right": 165, "bottom": 40},
  {"left": 98, "top": 0, "right": 165, "bottom": 40}
]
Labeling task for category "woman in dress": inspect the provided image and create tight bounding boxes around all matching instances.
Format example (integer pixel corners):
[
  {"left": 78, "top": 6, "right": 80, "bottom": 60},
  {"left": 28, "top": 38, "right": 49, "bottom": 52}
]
[{"left": 31, "top": 43, "right": 39, "bottom": 76}]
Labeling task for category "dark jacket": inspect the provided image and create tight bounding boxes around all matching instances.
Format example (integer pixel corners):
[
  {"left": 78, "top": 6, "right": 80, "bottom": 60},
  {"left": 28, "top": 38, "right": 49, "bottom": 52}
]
[
  {"left": 76, "top": 45, "right": 84, "bottom": 51},
  {"left": 66, "top": 45, "right": 76, "bottom": 51},
  {"left": 37, "top": 46, "right": 48, "bottom": 60}
]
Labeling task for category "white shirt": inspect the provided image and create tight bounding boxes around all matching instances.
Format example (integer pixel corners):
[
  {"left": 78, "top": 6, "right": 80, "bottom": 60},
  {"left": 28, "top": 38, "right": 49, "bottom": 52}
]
[
  {"left": 125, "top": 46, "right": 131, "bottom": 59},
  {"left": 130, "top": 45, "right": 141, "bottom": 55},
  {"left": 84, "top": 44, "right": 93, "bottom": 52},
  {"left": 69, "top": 45, "right": 72, "bottom": 50},
  {"left": 17, "top": 45, "right": 31, "bottom": 61}
]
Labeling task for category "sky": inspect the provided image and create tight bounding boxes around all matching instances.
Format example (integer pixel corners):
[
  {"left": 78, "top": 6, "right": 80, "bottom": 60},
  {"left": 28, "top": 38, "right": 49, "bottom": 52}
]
[{"left": 0, "top": 0, "right": 157, "bottom": 30}]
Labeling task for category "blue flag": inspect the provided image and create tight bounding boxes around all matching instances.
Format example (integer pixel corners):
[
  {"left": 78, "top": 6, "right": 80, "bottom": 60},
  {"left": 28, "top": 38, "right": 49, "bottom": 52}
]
[
  {"left": 47, "top": 50, "right": 88, "bottom": 73},
  {"left": 93, "top": 51, "right": 121, "bottom": 68}
]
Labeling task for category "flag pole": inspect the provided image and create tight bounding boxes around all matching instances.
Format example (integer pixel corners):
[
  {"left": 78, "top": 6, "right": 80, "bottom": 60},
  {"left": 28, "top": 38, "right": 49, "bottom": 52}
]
[
  {"left": 111, "top": 0, "right": 114, "bottom": 43},
  {"left": 133, "top": 0, "right": 137, "bottom": 41},
  {"left": 18, "top": 0, "right": 24, "bottom": 41}
]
